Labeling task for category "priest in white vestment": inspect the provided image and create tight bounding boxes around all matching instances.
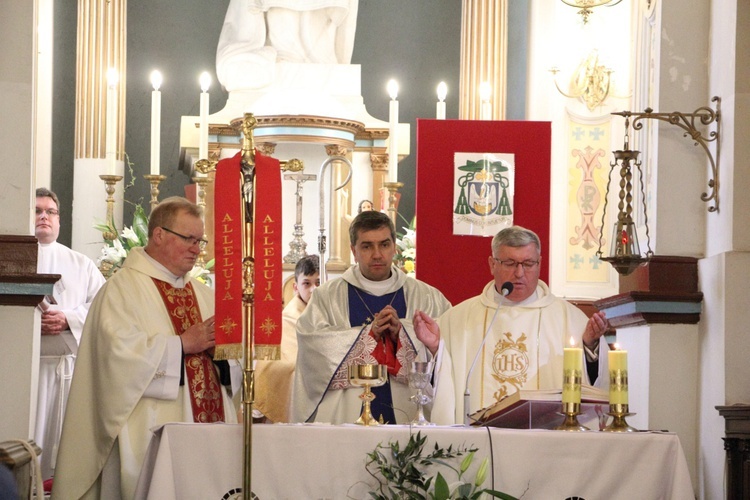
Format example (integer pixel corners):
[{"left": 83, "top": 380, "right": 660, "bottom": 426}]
[
  {"left": 291, "top": 211, "right": 451, "bottom": 425},
  {"left": 415, "top": 226, "right": 610, "bottom": 425},
  {"left": 255, "top": 254, "right": 319, "bottom": 423},
  {"left": 34, "top": 188, "right": 105, "bottom": 481},
  {"left": 52, "top": 197, "right": 238, "bottom": 500}
]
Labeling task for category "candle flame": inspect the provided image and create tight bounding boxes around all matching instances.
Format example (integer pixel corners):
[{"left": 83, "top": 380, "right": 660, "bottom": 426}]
[
  {"left": 199, "top": 72, "right": 212, "bottom": 92},
  {"left": 387, "top": 79, "right": 399, "bottom": 100},
  {"left": 150, "top": 70, "right": 162, "bottom": 91},
  {"left": 614, "top": 342, "right": 620, "bottom": 350},
  {"left": 568, "top": 336, "right": 576, "bottom": 347},
  {"left": 437, "top": 81, "right": 448, "bottom": 102},
  {"left": 479, "top": 81, "right": 491, "bottom": 102},
  {"left": 106, "top": 68, "right": 119, "bottom": 88}
]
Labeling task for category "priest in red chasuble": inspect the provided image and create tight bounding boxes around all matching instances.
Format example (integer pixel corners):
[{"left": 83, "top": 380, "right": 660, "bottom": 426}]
[
  {"left": 291, "top": 210, "right": 451, "bottom": 424},
  {"left": 53, "top": 197, "right": 239, "bottom": 500}
]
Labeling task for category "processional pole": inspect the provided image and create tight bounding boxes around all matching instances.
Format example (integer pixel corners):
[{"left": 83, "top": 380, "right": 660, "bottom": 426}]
[{"left": 239, "top": 114, "right": 257, "bottom": 500}]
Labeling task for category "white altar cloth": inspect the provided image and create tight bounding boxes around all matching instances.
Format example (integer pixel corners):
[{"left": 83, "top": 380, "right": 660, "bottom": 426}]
[{"left": 135, "top": 422, "right": 694, "bottom": 499}]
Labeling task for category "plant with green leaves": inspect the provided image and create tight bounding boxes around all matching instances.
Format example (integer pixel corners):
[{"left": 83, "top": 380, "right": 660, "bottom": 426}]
[{"left": 365, "top": 431, "right": 518, "bottom": 500}]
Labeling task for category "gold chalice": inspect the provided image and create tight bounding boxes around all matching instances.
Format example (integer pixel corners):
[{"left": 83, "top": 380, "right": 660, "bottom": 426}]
[{"left": 348, "top": 364, "right": 388, "bottom": 426}]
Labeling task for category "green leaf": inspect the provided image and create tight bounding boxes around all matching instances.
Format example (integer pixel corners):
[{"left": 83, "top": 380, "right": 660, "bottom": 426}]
[
  {"left": 483, "top": 490, "right": 519, "bottom": 500},
  {"left": 132, "top": 204, "right": 149, "bottom": 245},
  {"left": 433, "top": 473, "right": 450, "bottom": 500}
]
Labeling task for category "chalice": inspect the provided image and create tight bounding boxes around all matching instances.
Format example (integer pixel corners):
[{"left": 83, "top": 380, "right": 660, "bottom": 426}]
[
  {"left": 408, "top": 360, "right": 435, "bottom": 426},
  {"left": 348, "top": 364, "right": 388, "bottom": 426}
]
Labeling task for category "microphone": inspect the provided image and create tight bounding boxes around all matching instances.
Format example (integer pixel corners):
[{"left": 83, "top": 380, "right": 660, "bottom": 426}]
[{"left": 463, "top": 281, "right": 513, "bottom": 425}]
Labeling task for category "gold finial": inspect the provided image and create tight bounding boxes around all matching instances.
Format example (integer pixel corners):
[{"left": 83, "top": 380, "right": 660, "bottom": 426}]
[{"left": 241, "top": 113, "right": 257, "bottom": 165}]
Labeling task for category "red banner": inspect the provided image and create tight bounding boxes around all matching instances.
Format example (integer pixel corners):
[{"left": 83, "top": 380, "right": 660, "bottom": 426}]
[
  {"left": 253, "top": 151, "right": 283, "bottom": 360},
  {"left": 213, "top": 152, "right": 244, "bottom": 360}
]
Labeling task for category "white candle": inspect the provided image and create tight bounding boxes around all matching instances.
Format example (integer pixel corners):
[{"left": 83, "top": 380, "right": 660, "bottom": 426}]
[
  {"left": 479, "top": 81, "right": 492, "bottom": 120},
  {"left": 150, "top": 70, "right": 162, "bottom": 175},
  {"left": 105, "top": 68, "right": 118, "bottom": 175},
  {"left": 387, "top": 79, "right": 399, "bottom": 183},
  {"left": 436, "top": 81, "right": 447, "bottom": 120},
  {"left": 199, "top": 72, "right": 211, "bottom": 161}
]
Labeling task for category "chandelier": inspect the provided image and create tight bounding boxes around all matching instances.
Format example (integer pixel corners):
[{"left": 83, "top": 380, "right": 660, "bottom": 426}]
[{"left": 561, "top": 0, "right": 623, "bottom": 24}]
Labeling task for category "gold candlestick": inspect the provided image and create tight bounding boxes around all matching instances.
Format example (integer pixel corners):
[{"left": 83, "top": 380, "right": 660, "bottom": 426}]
[
  {"left": 143, "top": 174, "right": 167, "bottom": 212},
  {"left": 192, "top": 158, "right": 217, "bottom": 269},
  {"left": 554, "top": 401, "right": 590, "bottom": 431},
  {"left": 383, "top": 181, "right": 404, "bottom": 225},
  {"left": 99, "top": 174, "right": 123, "bottom": 244},
  {"left": 554, "top": 367, "right": 589, "bottom": 431},
  {"left": 604, "top": 404, "right": 638, "bottom": 432}
]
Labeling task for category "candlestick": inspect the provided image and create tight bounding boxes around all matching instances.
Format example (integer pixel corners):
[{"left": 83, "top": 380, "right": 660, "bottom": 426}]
[
  {"left": 387, "top": 79, "right": 399, "bottom": 183},
  {"left": 603, "top": 343, "right": 637, "bottom": 431},
  {"left": 436, "top": 82, "right": 447, "bottom": 120},
  {"left": 555, "top": 337, "right": 589, "bottom": 431},
  {"left": 199, "top": 72, "right": 211, "bottom": 162},
  {"left": 106, "top": 68, "right": 118, "bottom": 175},
  {"left": 479, "top": 81, "right": 491, "bottom": 120},
  {"left": 143, "top": 174, "right": 167, "bottom": 212},
  {"left": 150, "top": 70, "right": 162, "bottom": 175}
]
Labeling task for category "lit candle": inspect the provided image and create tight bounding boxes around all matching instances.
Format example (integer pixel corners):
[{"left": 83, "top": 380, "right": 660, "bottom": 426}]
[
  {"left": 199, "top": 71, "right": 211, "bottom": 161},
  {"left": 150, "top": 70, "right": 162, "bottom": 176},
  {"left": 562, "top": 337, "right": 582, "bottom": 404},
  {"left": 436, "top": 82, "right": 447, "bottom": 120},
  {"left": 105, "top": 68, "right": 118, "bottom": 175},
  {"left": 387, "top": 79, "right": 399, "bottom": 183},
  {"left": 608, "top": 343, "right": 628, "bottom": 406},
  {"left": 479, "top": 81, "right": 492, "bottom": 120}
]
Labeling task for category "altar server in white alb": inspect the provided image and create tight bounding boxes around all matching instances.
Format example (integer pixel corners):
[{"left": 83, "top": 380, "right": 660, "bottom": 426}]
[
  {"left": 415, "top": 225, "right": 610, "bottom": 425},
  {"left": 34, "top": 188, "right": 105, "bottom": 481},
  {"left": 292, "top": 210, "right": 451, "bottom": 425},
  {"left": 53, "top": 197, "right": 237, "bottom": 500}
]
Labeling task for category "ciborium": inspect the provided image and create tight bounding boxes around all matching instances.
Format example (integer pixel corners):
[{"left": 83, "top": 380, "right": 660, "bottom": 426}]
[
  {"left": 408, "top": 360, "right": 435, "bottom": 426},
  {"left": 348, "top": 364, "right": 387, "bottom": 426}
]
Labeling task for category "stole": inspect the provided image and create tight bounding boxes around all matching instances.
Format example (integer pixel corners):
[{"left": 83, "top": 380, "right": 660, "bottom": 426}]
[{"left": 152, "top": 279, "right": 226, "bottom": 423}]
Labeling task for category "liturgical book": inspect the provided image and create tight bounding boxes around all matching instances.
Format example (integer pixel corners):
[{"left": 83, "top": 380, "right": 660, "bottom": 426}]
[{"left": 469, "top": 387, "right": 609, "bottom": 430}]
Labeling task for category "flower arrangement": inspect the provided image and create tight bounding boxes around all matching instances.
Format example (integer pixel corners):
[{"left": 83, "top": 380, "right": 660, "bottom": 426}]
[
  {"left": 363, "top": 431, "right": 518, "bottom": 500},
  {"left": 94, "top": 204, "right": 149, "bottom": 278},
  {"left": 396, "top": 215, "right": 417, "bottom": 277},
  {"left": 94, "top": 203, "right": 214, "bottom": 285}
]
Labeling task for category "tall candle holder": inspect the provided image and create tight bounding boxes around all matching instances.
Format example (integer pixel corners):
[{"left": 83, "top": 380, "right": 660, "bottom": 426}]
[
  {"left": 99, "top": 174, "right": 124, "bottom": 244},
  {"left": 143, "top": 174, "right": 167, "bottom": 212},
  {"left": 193, "top": 158, "right": 217, "bottom": 269},
  {"left": 383, "top": 181, "right": 403, "bottom": 225},
  {"left": 604, "top": 403, "right": 637, "bottom": 432},
  {"left": 554, "top": 401, "right": 590, "bottom": 431}
]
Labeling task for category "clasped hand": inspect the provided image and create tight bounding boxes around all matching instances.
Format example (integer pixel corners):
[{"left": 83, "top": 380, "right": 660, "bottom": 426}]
[
  {"left": 181, "top": 315, "right": 216, "bottom": 355},
  {"left": 371, "top": 305, "right": 401, "bottom": 343}
]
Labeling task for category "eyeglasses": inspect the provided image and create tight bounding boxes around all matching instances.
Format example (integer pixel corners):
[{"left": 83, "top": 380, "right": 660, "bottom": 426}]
[
  {"left": 35, "top": 208, "right": 59, "bottom": 217},
  {"left": 160, "top": 226, "right": 208, "bottom": 249},
  {"left": 493, "top": 258, "right": 540, "bottom": 270}
]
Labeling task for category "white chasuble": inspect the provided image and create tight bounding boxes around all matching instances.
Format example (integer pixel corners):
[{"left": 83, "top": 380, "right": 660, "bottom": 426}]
[{"left": 431, "top": 281, "right": 609, "bottom": 425}]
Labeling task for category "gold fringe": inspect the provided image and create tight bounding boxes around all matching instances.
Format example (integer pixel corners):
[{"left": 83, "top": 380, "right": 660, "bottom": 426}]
[
  {"left": 255, "top": 344, "right": 281, "bottom": 361},
  {"left": 214, "top": 343, "right": 243, "bottom": 361}
]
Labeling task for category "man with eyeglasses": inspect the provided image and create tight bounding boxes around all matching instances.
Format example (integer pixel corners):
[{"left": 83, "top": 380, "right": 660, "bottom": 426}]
[
  {"left": 34, "top": 187, "right": 105, "bottom": 483},
  {"left": 53, "top": 197, "right": 238, "bottom": 500},
  {"left": 414, "top": 225, "right": 610, "bottom": 425}
]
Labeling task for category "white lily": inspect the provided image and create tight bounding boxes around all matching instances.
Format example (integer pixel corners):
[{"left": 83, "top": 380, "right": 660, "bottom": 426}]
[{"left": 121, "top": 226, "right": 140, "bottom": 245}]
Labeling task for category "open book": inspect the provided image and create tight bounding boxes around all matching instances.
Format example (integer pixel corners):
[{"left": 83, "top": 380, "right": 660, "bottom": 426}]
[{"left": 469, "top": 387, "right": 609, "bottom": 430}]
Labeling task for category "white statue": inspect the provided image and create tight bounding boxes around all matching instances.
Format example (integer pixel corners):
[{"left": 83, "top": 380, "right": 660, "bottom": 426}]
[{"left": 216, "top": 0, "right": 359, "bottom": 91}]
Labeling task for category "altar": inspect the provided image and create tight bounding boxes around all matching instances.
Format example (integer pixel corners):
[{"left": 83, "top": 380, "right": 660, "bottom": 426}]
[{"left": 134, "top": 422, "right": 694, "bottom": 499}]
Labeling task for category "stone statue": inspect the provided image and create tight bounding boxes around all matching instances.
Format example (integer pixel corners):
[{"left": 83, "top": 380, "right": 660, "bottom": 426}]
[{"left": 216, "top": 0, "right": 359, "bottom": 91}]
